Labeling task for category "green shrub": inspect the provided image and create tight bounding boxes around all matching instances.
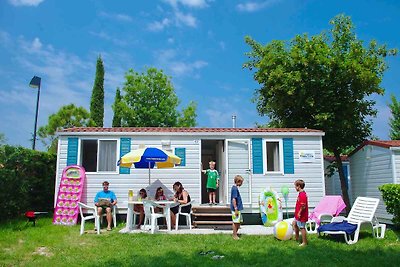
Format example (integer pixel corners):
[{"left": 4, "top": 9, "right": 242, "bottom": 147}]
[
  {"left": 0, "top": 145, "right": 56, "bottom": 221},
  {"left": 379, "top": 183, "right": 400, "bottom": 228}
]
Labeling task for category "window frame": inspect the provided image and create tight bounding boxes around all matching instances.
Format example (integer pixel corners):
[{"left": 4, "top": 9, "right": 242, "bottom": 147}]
[
  {"left": 79, "top": 138, "right": 119, "bottom": 174},
  {"left": 262, "top": 138, "right": 284, "bottom": 174}
]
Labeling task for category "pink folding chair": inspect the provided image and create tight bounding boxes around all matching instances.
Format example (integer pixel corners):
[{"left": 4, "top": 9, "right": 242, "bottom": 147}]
[{"left": 306, "top": 195, "right": 346, "bottom": 233}]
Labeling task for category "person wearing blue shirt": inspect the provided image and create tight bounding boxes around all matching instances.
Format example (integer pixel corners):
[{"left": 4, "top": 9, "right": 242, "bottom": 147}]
[
  {"left": 230, "top": 175, "right": 244, "bottom": 240},
  {"left": 94, "top": 181, "right": 117, "bottom": 231}
]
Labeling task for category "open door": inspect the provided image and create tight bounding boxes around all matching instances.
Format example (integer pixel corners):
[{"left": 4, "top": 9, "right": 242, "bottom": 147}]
[
  {"left": 201, "top": 140, "right": 224, "bottom": 204},
  {"left": 225, "top": 139, "right": 251, "bottom": 205}
]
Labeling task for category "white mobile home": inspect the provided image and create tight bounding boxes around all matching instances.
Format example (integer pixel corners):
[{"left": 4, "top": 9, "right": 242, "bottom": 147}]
[
  {"left": 56, "top": 127, "right": 326, "bottom": 216},
  {"left": 349, "top": 140, "right": 400, "bottom": 224}
]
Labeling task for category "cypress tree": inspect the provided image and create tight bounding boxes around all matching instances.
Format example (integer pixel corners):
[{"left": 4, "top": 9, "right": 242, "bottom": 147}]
[
  {"left": 112, "top": 88, "right": 122, "bottom": 127},
  {"left": 90, "top": 56, "right": 104, "bottom": 127},
  {"left": 389, "top": 94, "right": 400, "bottom": 140}
]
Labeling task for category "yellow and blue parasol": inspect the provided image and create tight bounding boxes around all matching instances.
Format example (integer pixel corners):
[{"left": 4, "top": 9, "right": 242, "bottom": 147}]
[{"left": 118, "top": 147, "right": 181, "bottom": 184}]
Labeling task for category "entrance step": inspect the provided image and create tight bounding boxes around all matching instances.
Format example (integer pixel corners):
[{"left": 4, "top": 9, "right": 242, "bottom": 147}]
[{"left": 192, "top": 205, "right": 232, "bottom": 229}]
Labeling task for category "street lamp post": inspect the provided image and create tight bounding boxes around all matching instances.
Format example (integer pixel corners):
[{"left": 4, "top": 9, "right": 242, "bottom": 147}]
[{"left": 29, "top": 76, "right": 41, "bottom": 150}]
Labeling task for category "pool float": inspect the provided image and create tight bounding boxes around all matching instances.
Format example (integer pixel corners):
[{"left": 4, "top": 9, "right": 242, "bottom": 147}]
[{"left": 259, "top": 187, "right": 283, "bottom": 226}]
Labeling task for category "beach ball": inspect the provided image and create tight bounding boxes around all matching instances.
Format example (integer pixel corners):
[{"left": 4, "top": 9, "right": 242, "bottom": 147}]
[{"left": 273, "top": 220, "right": 293, "bottom": 241}]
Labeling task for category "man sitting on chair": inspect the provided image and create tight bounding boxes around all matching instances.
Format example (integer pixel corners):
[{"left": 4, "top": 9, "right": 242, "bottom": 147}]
[{"left": 94, "top": 181, "right": 117, "bottom": 231}]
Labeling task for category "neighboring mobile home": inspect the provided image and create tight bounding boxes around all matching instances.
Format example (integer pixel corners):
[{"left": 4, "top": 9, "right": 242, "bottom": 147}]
[
  {"left": 349, "top": 140, "right": 400, "bottom": 224},
  {"left": 324, "top": 155, "right": 351, "bottom": 196},
  {"left": 56, "top": 127, "right": 326, "bottom": 217}
]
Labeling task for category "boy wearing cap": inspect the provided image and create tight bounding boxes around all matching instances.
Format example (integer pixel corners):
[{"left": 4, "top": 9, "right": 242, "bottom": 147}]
[{"left": 94, "top": 181, "right": 118, "bottom": 231}]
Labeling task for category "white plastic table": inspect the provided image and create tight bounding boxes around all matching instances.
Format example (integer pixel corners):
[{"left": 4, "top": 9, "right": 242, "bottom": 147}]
[{"left": 126, "top": 200, "right": 178, "bottom": 231}]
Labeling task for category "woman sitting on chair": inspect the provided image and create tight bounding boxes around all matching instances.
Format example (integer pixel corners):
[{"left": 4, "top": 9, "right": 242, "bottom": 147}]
[
  {"left": 134, "top": 188, "right": 147, "bottom": 229},
  {"left": 170, "top": 181, "right": 191, "bottom": 229}
]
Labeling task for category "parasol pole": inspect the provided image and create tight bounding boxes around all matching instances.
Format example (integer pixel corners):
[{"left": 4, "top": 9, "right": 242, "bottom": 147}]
[{"left": 148, "top": 162, "right": 151, "bottom": 185}]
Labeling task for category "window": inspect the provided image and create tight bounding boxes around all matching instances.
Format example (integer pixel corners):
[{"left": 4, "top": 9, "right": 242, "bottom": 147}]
[
  {"left": 81, "top": 140, "right": 117, "bottom": 172},
  {"left": 263, "top": 139, "right": 283, "bottom": 173}
]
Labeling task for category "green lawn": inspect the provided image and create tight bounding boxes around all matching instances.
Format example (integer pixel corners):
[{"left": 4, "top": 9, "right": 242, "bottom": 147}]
[{"left": 1, "top": 217, "right": 399, "bottom": 267}]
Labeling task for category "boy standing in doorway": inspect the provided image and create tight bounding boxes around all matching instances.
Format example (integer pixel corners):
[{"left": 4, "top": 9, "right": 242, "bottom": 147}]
[{"left": 202, "top": 161, "right": 220, "bottom": 205}]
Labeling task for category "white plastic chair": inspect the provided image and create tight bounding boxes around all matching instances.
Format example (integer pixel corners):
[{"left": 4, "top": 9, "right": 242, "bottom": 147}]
[
  {"left": 78, "top": 202, "right": 100, "bottom": 235},
  {"left": 143, "top": 200, "right": 168, "bottom": 234},
  {"left": 175, "top": 200, "right": 193, "bottom": 230},
  {"left": 318, "top": 197, "right": 386, "bottom": 244}
]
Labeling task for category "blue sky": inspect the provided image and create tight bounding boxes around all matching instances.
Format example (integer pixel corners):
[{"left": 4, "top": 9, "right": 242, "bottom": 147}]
[{"left": 0, "top": 0, "right": 399, "bottom": 150}]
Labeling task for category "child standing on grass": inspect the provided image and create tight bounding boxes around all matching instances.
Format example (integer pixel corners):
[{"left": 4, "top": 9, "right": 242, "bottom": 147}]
[
  {"left": 202, "top": 161, "right": 220, "bottom": 205},
  {"left": 231, "top": 175, "right": 244, "bottom": 240},
  {"left": 292, "top": 179, "right": 309, "bottom": 246}
]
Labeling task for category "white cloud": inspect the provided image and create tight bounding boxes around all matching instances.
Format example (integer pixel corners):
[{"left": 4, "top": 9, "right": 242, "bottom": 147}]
[
  {"left": 219, "top": 41, "right": 226, "bottom": 50},
  {"left": 89, "top": 31, "right": 128, "bottom": 46},
  {"left": 0, "top": 33, "right": 96, "bottom": 148},
  {"left": 151, "top": 0, "right": 207, "bottom": 31},
  {"left": 0, "top": 31, "right": 11, "bottom": 46},
  {"left": 8, "top": 0, "right": 44, "bottom": 6},
  {"left": 98, "top": 11, "right": 133, "bottom": 22},
  {"left": 31, "top": 37, "right": 42, "bottom": 50},
  {"left": 175, "top": 11, "right": 197, "bottom": 27},
  {"left": 148, "top": 11, "right": 197, "bottom": 31},
  {"left": 204, "top": 95, "right": 259, "bottom": 127},
  {"left": 155, "top": 49, "right": 208, "bottom": 78},
  {"left": 148, "top": 18, "right": 171, "bottom": 31},
  {"left": 236, "top": 0, "right": 280, "bottom": 12},
  {"left": 164, "top": 0, "right": 209, "bottom": 9},
  {"left": 169, "top": 60, "right": 207, "bottom": 76}
]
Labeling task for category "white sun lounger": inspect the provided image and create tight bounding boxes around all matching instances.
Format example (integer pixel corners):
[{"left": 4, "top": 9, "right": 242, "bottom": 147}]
[{"left": 318, "top": 197, "right": 386, "bottom": 244}]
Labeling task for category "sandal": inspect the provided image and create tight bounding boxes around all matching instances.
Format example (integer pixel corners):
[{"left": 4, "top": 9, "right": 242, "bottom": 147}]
[{"left": 107, "top": 227, "right": 112, "bottom": 231}]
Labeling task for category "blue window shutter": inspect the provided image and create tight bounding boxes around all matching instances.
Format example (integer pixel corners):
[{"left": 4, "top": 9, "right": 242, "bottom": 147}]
[
  {"left": 67, "top": 137, "right": 78, "bottom": 166},
  {"left": 252, "top": 138, "right": 263, "bottom": 174},
  {"left": 119, "top": 138, "right": 131, "bottom": 174},
  {"left": 283, "top": 138, "right": 294, "bottom": 174}
]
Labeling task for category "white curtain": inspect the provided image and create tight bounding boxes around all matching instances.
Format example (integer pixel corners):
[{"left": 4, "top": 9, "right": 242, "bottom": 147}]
[
  {"left": 267, "top": 142, "right": 280, "bottom": 171},
  {"left": 98, "top": 140, "right": 117, "bottom": 171}
]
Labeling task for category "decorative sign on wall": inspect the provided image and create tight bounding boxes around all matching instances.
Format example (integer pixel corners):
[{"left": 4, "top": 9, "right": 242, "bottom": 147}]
[
  {"left": 299, "top": 150, "right": 315, "bottom": 162},
  {"left": 175, "top": 148, "right": 186, "bottom": 166},
  {"left": 53, "top": 165, "right": 86, "bottom": 225}
]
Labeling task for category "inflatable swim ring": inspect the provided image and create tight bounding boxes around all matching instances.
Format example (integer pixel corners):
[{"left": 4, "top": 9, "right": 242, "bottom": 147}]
[{"left": 259, "top": 188, "right": 283, "bottom": 226}]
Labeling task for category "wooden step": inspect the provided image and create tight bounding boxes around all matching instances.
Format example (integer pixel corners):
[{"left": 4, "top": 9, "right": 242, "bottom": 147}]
[
  {"left": 192, "top": 205, "right": 232, "bottom": 229},
  {"left": 194, "top": 220, "right": 232, "bottom": 225},
  {"left": 193, "top": 213, "right": 231, "bottom": 217},
  {"left": 192, "top": 207, "right": 230, "bottom": 214}
]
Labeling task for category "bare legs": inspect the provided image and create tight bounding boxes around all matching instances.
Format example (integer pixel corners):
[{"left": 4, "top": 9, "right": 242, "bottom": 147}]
[
  {"left": 232, "top": 222, "right": 240, "bottom": 240},
  {"left": 208, "top": 192, "right": 217, "bottom": 204},
  {"left": 134, "top": 205, "right": 144, "bottom": 229},
  {"left": 292, "top": 220, "right": 308, "bottom": 246},
  {"left": 97, "top": 206, "right": 112, "bottom": 230},
  {"left": 171, "top": 212, "right": 176, "bottom": 229}
]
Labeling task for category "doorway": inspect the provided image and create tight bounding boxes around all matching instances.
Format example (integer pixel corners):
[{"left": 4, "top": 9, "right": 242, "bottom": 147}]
[{"left": 201, "top": 140, "right": 225, "bottom": 204}]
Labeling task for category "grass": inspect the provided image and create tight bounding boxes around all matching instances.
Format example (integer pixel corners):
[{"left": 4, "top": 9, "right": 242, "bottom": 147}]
[{"left": 1, "top": 217, "right": 399, "bottom": 267}]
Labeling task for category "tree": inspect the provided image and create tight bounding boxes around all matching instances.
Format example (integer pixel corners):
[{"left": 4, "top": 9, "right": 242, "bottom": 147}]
[
  {"left": 244, "top": 14, "right": 397, "bottom": 212},
  {"left": 38, "top": 104, "right": 95, "bottom": 153},
  {"left": 112, "top": 88, "right": 122, "bottom": 127},
  {"left": 90, "top": 55, "right": 105, "bottom": 127},
  {"left": 389, "top": 94, "right": 400, "bottom": 140},
  {"left": 117, "top": 67, "right": 197, "bottom": 127},
  {"left": 177, "top": 101, "right": 197, "bottom": 127}
]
